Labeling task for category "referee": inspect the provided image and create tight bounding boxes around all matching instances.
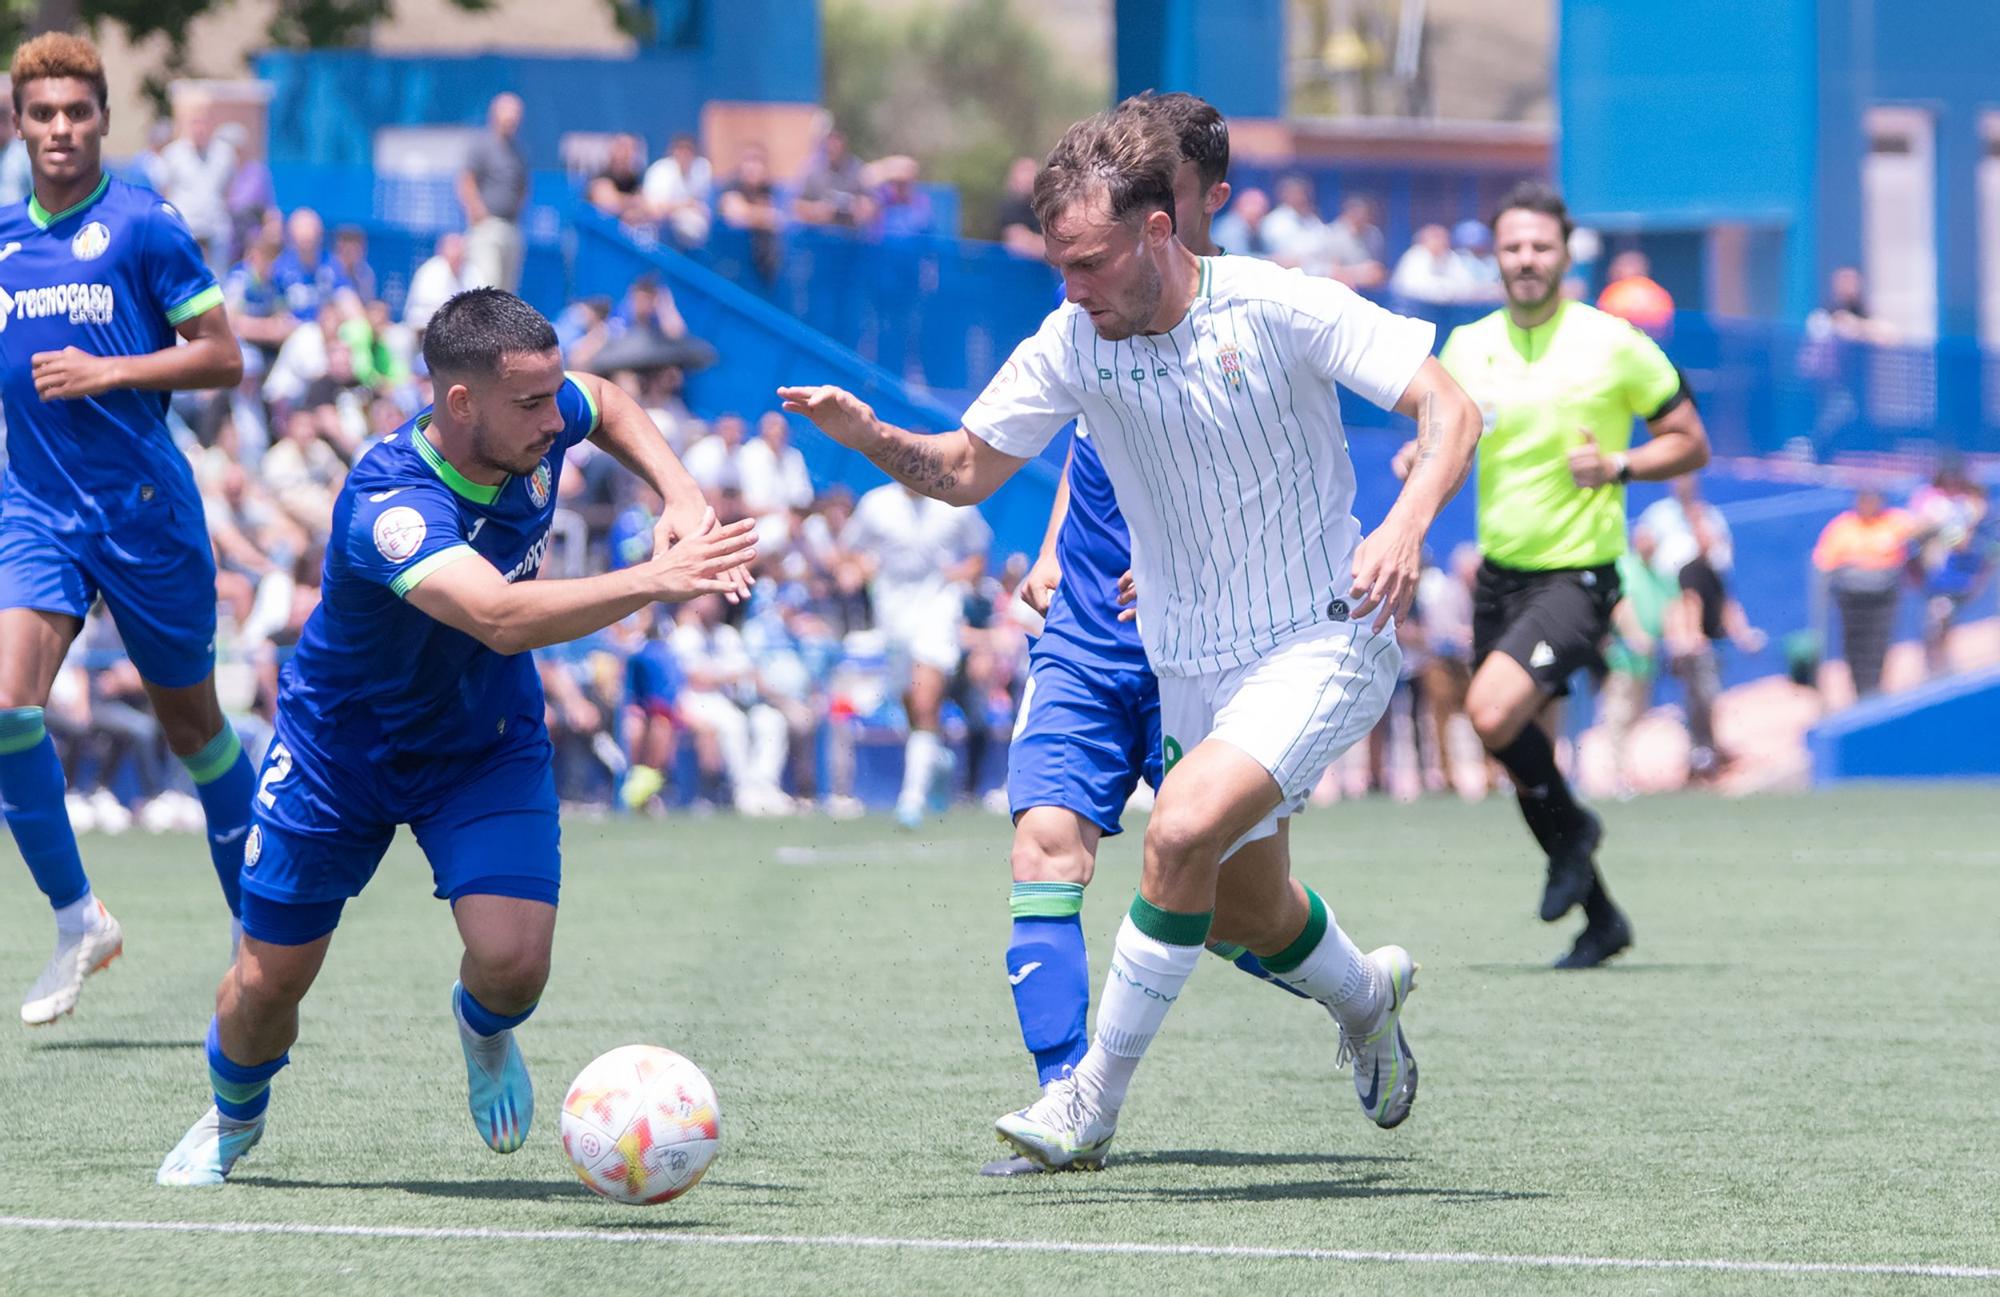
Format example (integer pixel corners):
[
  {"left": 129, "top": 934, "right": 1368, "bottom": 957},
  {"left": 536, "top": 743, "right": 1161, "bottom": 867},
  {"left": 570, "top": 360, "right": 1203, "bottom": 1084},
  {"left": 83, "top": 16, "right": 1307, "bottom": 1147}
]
[{"left": 1402, "top": 182, "right": 1709, "bottom": 968}]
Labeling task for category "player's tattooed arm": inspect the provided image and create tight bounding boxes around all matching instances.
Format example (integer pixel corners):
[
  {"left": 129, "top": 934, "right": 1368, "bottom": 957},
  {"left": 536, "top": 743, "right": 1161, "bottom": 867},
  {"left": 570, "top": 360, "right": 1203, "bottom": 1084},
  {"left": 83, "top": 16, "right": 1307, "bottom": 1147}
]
[
  {"left": 1350, "top": 358, "right": 1481, "bottom": 630},
  {"left": 777, "top": 384, "right": 1029, "bottom": 506}
]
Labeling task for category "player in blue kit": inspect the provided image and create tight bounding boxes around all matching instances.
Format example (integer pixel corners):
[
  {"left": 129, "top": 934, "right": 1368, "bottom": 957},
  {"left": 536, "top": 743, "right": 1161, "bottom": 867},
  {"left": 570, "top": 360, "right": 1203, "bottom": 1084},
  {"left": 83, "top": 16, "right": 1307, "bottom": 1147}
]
[
  {"left": 0, "top": 35, "right": 256, "bottom": 1026},
  {"left": 987, "top": 93, "right": 1304, "bottom": 1176},
  {"left": 157, "top": 289, "right": 757, "bottom": 1185}
]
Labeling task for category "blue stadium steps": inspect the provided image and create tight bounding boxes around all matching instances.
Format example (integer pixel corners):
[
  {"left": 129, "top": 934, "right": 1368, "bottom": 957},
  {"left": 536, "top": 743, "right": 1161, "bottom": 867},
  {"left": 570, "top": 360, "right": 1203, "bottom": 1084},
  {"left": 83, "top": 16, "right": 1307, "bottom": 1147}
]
[{"left": 1809, "top": 664, "right": 2000, "bottom": 783}]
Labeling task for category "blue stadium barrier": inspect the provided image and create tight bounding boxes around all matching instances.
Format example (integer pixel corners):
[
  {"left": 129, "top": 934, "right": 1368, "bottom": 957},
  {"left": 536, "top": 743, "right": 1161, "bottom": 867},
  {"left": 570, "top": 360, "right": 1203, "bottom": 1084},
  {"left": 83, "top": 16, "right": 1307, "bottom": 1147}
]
[
  {"left": 570, "top": 209, "right": 1062, "bottom": 559},
  {"left": 1808, "top": 664, "right": 2000, "bottom": 782}
]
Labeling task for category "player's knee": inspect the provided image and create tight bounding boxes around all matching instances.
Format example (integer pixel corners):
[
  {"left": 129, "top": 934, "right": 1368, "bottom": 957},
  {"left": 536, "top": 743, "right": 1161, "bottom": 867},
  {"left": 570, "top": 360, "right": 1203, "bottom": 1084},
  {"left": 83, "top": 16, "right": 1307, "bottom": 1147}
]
[
  {"left": 467, "top": 945, "right": 551, "bottom": 1010},
  {"left": 1010, "top": 827, "right": 1091, "bottom": 885},
  {"left": 233, "top": 950, "right": 317, "bottom": 1010},
  {"left": 1467, "top": 698, "right": 1521, "bottom": 750},
  {"left": 1142, "top": 801, "right": 1232, "bottom": 880}
]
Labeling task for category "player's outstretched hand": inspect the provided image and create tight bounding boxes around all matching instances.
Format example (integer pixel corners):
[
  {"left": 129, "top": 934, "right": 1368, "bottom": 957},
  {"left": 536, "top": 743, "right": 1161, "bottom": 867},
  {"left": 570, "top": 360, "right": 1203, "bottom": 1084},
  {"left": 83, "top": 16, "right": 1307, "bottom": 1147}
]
[
  {"left": 654, "top": 505, "right": 754, "bottom": 605},
  {"left": 1021, "top": 551, "right": 1061, "bottom": 616},
  {"left": 642, "top": 509, "right": 758, "bottom": 603},
  {"left": 1115, "top": 569, "right": 1139, "bottom": 623},
  {"left": 776, "top": 385, "right": 879, "bottom": 449},
  {"left": 1390, "top": 438, "right": 1419, "bottom": 482},
  {"left": 1349, "top": 517, "right": 1422, "bottom": 632},
  {"left": 32, "top": 347, "right": 116, "bottom": 401}
]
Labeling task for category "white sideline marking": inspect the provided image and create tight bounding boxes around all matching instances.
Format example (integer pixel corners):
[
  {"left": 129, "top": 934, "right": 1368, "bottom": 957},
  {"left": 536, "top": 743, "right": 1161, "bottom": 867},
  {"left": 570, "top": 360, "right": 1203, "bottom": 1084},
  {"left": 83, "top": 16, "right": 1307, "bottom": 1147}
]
[
  {"left": 2, "top": 1216, "right": 1995, "bottom": 1280},
  {"left": 771, "top": 843, "right": 947, "bottom": 866}
]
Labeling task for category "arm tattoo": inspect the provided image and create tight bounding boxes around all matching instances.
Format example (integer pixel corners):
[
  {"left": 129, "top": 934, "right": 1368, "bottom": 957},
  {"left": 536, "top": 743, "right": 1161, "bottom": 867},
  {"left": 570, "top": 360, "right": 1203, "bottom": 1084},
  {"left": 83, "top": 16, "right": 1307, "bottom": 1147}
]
[
  {"left": 1412, "top": 391, "right": 1439, "bottom": 469},
  {"left": 871, "top": 433, "right": 958, "bottom": 497}
]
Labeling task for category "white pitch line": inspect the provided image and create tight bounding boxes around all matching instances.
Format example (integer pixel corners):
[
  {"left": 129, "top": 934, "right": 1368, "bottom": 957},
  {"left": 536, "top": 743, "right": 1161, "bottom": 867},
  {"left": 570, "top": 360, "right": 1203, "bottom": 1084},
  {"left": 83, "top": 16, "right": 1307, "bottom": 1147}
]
[
  {"left": 771, "top": 843, "right": 958, "bottom": 866},
  {"left": 2, "top": 1216, "right": 1995, "bottom": 1280}
]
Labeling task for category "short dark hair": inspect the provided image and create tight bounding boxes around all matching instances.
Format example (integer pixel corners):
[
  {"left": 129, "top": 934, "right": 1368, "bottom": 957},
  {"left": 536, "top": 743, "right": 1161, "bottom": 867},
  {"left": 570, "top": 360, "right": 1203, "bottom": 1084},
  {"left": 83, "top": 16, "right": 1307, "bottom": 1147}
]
[
  {"left": 421, "top": 288, "right": 559, "bottom": 379},
  {"left": 1032, "top": 109, "right": 1179, "bottom": 235},
  {"left": 1119, "top": 90, "right": 1229, "bottom": 190},
  {"left": 1492, "top": 179, "right": 1574, "bottom": 241}
]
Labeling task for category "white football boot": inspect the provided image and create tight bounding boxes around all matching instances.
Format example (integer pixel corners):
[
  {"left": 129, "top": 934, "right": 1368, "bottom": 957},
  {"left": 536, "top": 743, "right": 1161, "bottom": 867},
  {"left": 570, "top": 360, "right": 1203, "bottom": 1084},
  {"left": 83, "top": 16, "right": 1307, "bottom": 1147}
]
[{"left": 21, "top": 899, "right": 123, "bottom": 1026}]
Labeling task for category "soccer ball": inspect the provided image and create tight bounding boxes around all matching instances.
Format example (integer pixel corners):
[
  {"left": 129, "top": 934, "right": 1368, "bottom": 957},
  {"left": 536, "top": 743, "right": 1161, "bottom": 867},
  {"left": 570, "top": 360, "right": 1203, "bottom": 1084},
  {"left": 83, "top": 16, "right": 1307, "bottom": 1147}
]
[{"left": 560, "top": 1045, "right": 721, "bottom": 1205}]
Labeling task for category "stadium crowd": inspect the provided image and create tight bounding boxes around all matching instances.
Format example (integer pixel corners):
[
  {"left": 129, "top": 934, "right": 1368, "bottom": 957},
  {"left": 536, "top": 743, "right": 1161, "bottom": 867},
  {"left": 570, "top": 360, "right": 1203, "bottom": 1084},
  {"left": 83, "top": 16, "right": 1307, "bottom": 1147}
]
[{"left": 3, "top": 102, "right": 1989, "bottom": 832}]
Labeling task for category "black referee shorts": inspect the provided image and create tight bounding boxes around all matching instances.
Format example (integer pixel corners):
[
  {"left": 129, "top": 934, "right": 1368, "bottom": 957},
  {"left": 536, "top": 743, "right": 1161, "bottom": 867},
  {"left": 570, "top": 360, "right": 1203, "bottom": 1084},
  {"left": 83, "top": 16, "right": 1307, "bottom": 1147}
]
[{"left": 1471, "top": 559, "right": 1622, "bottom": 697}]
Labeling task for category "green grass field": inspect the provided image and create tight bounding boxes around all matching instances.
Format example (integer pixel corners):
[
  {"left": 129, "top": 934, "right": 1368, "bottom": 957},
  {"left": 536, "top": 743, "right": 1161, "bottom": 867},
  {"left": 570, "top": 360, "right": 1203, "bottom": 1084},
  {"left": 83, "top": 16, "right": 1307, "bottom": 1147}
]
[{"left": 2, "top": 787, "right": 1996, "bottom": 1295}]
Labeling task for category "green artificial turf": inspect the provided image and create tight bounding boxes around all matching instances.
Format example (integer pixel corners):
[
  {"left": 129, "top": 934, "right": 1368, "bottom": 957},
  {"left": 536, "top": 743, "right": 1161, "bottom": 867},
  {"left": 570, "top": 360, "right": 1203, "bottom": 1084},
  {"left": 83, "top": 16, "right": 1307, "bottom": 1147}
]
[{"left": 1, "top": 787, "right": 1994, "bottom": 1295}]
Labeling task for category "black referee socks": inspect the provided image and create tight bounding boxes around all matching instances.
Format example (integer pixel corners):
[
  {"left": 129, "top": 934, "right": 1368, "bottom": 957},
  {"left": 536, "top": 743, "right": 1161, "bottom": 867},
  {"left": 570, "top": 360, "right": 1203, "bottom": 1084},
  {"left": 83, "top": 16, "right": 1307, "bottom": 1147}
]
[{"left": 1492, "top": 724, "right": 1586, "bottom": 856}]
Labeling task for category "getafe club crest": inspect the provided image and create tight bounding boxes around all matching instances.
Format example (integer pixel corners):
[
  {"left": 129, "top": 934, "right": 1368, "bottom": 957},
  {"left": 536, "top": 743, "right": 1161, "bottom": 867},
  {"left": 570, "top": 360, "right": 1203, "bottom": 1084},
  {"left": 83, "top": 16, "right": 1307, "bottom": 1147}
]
[
  {"left": 70, "top": 221, "right": 110, "bottom": 261},
  {"left": 528, "top": 460, "right": 552, "bottom": 508},
  {"left": 1217, "top": 342, "right": 1244, "bottom": 390}
]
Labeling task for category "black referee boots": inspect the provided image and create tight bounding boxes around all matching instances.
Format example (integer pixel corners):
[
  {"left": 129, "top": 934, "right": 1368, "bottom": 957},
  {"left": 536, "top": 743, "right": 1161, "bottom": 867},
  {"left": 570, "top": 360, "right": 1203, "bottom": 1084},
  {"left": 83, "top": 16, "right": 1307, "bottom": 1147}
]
[{"left": 1537, "top": 809, "right": 1602, "bottom": 922}]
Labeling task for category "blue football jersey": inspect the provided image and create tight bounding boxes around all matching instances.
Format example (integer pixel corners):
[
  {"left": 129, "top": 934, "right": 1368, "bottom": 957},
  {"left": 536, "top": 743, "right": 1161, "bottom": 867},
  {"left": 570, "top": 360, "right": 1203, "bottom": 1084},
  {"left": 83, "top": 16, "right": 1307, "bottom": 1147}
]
[
  {"left": 0, "top": 175, "right": 220, "bottom": 534},
  {"left": 279, "top": 375, "right": 602, "bottom": 762},
  {"left": 270, "top": 247, "right": 352, "bottom": 321},
  {"left": 1037, "top": 428, "right": 1148, "bottom": 670}
]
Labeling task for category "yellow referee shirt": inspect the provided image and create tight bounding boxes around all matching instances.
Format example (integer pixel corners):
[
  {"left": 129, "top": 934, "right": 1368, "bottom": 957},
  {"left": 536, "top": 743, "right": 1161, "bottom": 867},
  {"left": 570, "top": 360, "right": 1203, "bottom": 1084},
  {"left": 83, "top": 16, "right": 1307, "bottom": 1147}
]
[{"left": 1439, "top": 300, "right": 1684, "bottom": 570}]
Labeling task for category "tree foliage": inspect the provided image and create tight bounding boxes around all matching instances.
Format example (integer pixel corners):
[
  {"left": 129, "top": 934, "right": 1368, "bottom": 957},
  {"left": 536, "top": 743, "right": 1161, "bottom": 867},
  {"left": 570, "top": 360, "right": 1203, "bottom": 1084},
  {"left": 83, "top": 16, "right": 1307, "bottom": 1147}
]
[{"left": 822, "top": 0, "right": 1104, "bottom": 239}]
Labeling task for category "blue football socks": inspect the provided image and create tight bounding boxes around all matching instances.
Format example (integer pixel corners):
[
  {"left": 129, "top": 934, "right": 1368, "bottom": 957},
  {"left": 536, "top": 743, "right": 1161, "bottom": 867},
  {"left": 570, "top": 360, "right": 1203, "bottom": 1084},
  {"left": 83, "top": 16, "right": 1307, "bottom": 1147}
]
[
  {"left": 1006, "top": 882, "right": 1090, "bottom": 1086},
  {"left": 180, "top": 726, "right": 253, "bottom": 918},
  {"left": 0, "top": 707, "right": 90, "bottom": 911},
  {"left": 207, "top": 1016, "right": 288, "bottom": 1122}
]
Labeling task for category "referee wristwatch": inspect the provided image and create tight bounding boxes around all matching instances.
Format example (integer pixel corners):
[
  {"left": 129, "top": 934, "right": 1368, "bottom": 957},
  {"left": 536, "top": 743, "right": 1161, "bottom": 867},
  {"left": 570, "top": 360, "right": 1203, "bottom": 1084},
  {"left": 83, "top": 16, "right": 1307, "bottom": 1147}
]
[{"left": 1612, "top": 453, "right": 1633, "bottom": 484}]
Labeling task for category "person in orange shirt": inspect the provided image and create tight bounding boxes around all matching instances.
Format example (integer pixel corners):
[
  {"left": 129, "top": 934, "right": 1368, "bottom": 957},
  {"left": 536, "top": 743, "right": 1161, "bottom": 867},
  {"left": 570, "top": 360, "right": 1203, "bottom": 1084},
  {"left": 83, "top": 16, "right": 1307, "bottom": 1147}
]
[
  {"left": 1597, "top": 250, "right": 1675, "bottom": 337},
  {"left": 1812, "top": 489, "right": 1918, "bottom": 697}
]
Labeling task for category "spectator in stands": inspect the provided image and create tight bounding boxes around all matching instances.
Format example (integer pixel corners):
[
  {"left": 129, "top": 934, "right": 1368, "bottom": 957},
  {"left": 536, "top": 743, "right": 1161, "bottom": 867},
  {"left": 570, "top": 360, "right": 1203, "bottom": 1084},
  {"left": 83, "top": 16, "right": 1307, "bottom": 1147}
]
[
  {"left": 271, "top": 207, "right": 353, "bottom": 322},
  {"left": 332, "top": 225, "right": 377, "bottom": 304},
  {"left": 588, "top": 133, "right": 652, "bottom": 225},
  {"left": 205, "top": 460, "right": 304, "bottom": 626},
  {"left": 1389, "top": 222, "right": 1473, "bottom": 305},
  {"left": 670, "top": 595, "right": 793, "bottom": 815},
  {"left": 996, "top": 155, "right": 1044, "bottom": 258},
  {"left": 222, "top": 122, "right": 273, "bottom": 258},
  {"left": 1452, "top": 219, "right": 1502, "bottom": 298},
  {"left": 262, "top": 303, "right": 343, "bottom": 418},
  {"left": 1323, "top": 194, "right": 1387, "bottom": 288},
  {"left": 1812, "top": 488, "right": 1917, "bottom": 698},
  {"left": 460, "top": 91, "right": 529, "bottom": 292},
  {"left": 739, "top": 411, "right": 814, "bottom": 518},
  {"left": 718, "top": 143, "right": 782, "bottom": 281},
  {"left": 402, "top": 232, "right": 467, "bottom": 334},
  {"left": 682, "top": 412, "right": 748, "bottom": 498},
  {"left": 1413, "top": 542, "right": 1479, "bottom": 796},
  {"left": 1912, "top": 466, "right": 1995, "bottom": 675},
  {"left": 617, "top": 604, "right": 684, "bottom": 813},
  {"left": 794, "top": 129, "right": 874, "bottom": 228},
  {"left": 261, "top": 406, "right": 348, "bottom": 539},
  {"left": 871, "top": 155, "right": 932, "bottom": 239},
  {"left": 1640, "top": 475, "right": 1733, "bottom": 582},
  {"left": 128, "top": 118, "right": 173, "bottom": 193},
  {"left": 223, "top": 232, "right": 296, "bottom": 368},
  {"left": 1260, "top": 174, "right": 1326, "bottom": 270},
  {"left": 156, "top": 107, "right": 237, "bottom": 271},
  {"left": 1210, "top": 185, "right": 1270, "bottom": 256},
  {"left": 1810, "top": 266, "right": 1881, "bottom": 343},
  {"left": 1597, "top": 249, "right": 1675, "bottom": 336},
  {"left": 0, "top": 95, "right": 30, "bottom": 205},
  {"left": 1670, "top": 513, "right": 1764, "bottom": 782},
  {"left": 1602, "top": 523, "right": 1675, "bottom": 798},
  {"left": 741, "top": 585, "right": 830, "bottom": 803},
  {"left": 642, "top": 132, "right": 714, "bottom": 248}
]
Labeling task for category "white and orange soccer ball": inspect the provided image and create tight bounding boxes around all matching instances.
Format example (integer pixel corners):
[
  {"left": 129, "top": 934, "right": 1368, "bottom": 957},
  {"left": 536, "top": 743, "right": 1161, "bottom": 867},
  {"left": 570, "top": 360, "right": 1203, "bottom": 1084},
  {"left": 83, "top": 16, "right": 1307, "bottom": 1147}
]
[{"left": 560, "top": 1045, "right": 721, "bottom": 1205}]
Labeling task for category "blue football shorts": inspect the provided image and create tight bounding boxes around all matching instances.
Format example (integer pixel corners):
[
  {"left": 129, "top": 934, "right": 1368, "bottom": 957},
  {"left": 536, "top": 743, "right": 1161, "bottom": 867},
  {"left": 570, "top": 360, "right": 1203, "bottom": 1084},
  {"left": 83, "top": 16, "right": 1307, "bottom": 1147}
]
[
  {"left": 1005, "top": 649, "right": 1162, "bottom": 836},
  {"left": 236, "top": 715, "right": 562, "bottom": 946},
  {"left": 0, "top": 506, "right": 218, "bottom": 689}
]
